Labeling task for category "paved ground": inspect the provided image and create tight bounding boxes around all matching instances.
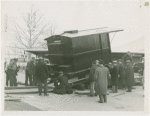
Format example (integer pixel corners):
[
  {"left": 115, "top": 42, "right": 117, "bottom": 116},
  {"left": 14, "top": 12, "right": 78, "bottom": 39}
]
[
  {"left": 3, "top": 71, "right": 144, "bottom": 111},
  {"left": 4, "top": 86, "right": 144, "bottom": 111},
  {"left": 5, "top": 101, "right": 41, "bottom": 111}
]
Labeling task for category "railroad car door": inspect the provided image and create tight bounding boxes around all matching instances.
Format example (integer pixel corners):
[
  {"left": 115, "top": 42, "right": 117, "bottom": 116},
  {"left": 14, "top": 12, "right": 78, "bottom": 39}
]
[{"left": 99, "top": 33, "right": 112, "bottom": 64}]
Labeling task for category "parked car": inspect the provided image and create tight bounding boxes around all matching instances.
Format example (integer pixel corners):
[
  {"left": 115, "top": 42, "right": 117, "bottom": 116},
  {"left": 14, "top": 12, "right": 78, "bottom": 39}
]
[
  {"left": 134, "top": 73, "right": 143, "bottom": 85},
  {"left": 133, "top": 62, "right": 144, "bottom": 73}
]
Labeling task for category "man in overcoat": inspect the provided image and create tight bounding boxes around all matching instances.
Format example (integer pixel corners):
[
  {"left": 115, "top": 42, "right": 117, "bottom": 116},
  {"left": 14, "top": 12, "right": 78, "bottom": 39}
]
[
  {"left": 25, "top": 57, "right": 35, "bottom": 86},
  {"left": 94, "top": 59, "right": 109, "bottom": 103},
  {"left": 125, "top": 60, "right": 134, "bottom": 92},
  {"left": 5, "top": 59, "right": 9, "bottom": 86},
  {"left": 111, "top": 61, "right": 119, "bottom": 93},
  {"left": 89, "top": 60, "right": 99, "bottom": 96},
  {"left": 107, "top": 62, "right": 113, "bottom": 77},
  {"left": 53, "top": 71, "right": 73, "bottom": 94},
  {"left": 118, "top": 59, "right": 126, "bottom": 89},
  {"left": 13, "top": 58, "right": 20, "bottom": 86},
  {"left": 35, "top": 57, "right": 49, "bottom": 96},
  {"left": 7, "top": 59, "right": 17, "bottom": 86},
  {"left": 33, "top": 58, "right": 39, "bottom": 86}
]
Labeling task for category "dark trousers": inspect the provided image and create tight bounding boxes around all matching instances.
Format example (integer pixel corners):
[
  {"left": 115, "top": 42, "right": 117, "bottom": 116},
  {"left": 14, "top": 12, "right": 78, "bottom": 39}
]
[
  {"left": 32, "top": 74, "right": 37, "bottom": 86},
  {"left": 7, "top": 70, "right": 15, "bottom": 86},
  {"left": 119, "top": 76, "right": 126, "bottom": 89},
  {"left": 99, "top": 95, "right": 107, "bottom": 103},
  {"left": 25, "top": 70, "right": 33, "bottom": 86},
  {"left": 38, "top": 79, "right": 48, "bottom": 95},
  {"left": 13, "top": 75, "right": 17, "bottom": 86},
  {"left": 6, "top": 73, "right": 9, "bottom": 86},
  {"left": 112, "top": 86, "right": 118, "bottom": 93},
  {"left": 127, "top": 86, "right": 132, "bottom": 92}
]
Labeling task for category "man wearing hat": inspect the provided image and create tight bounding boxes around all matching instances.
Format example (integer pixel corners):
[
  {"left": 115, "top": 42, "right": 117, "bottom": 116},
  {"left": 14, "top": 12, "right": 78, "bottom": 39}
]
[
  {"left": 118, "top": 59, "right": 126, "bottom": 89},
  {"left": 107, "top": 62, "right": 113, "bottom": 77},
  {"left": 111, "top": 61, "right": 119, "bottom": 93},
  {"left": 123, "top": 51, "right": 133, "bottom": 65},
  {"left": 32, "top": 58, "right": 39, "bottom": 86},
  {"left": 94, "top": 59, "right": 109, "bottom": 103},
  {"left": 53, "top": 71, "right": 73, "bottom": 94},
  {"left": 7, "top": 58, "right": 17, "bottom": 86},
  {"left": 13, "top": 58, "right": 20, "bottom": 86},
  {"left": 5, "top": 59, "right": 9, "bottom": 86},
  {"left": 125, "top": 60, "right": 134, "bottom": 92},
  {"left": 25, "top": 57, "right": 35, "bottom": 86},
  {"left": 35, "top": 57, "right": 49, "bottom": 96},
  {"left": 89, "top": 60, "right": 99, "bottom": 96}
]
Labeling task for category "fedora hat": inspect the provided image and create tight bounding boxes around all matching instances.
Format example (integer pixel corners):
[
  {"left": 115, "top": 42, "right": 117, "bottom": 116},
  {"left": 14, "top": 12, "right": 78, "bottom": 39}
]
[
  {"left": 113, "top": 61, "right": 117, "bottom": 63},
  {"left": 108, "top": 62, "right": 112, "bottom": 65},
  {"left": 126, "top": 60, "right": 131, "bottom": 63},
  {"left": 13, "top": 58, "right": 18, "bottom": 61}
]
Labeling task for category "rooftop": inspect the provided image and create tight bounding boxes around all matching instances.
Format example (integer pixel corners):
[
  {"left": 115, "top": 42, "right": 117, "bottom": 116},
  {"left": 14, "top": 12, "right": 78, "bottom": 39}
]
[{"left": 45, "top": 28, "right": 123, "bottom": 40}]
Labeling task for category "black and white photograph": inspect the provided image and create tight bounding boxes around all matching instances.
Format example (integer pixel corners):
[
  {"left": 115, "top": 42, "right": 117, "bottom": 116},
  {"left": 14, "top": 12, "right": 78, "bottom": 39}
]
[{"left": 1, "top": 1, "right": 149, "bottom": 115}]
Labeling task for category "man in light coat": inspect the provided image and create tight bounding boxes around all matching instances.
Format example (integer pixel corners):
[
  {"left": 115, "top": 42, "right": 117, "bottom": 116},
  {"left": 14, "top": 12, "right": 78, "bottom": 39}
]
[{"left": 94, "top": 59, "right": 109, "bottom": 103}]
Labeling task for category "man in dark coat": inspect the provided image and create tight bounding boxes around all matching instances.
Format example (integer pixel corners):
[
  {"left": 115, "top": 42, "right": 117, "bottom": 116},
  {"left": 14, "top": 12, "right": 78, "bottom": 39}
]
[
  {"left": 33, "top": 58, "right": 39, "bottom": 86},
  {"left": 53, "top": 71, "right": 73, "bottom": 94},
  {"left": 118, "top": 59, "right": 126, "bottom": 89},
  {"left": 111, "top": 61, "right": 119, "bottom": 93},
  {"left": 123, "top": 51, "right": 133, "bottom": 65},
  {"left": 125, "top": 60, "right": 134, "bottom": 92},
  {"left": 107, "top": 62, "right": 113, "bottom": 77},
  {"left": 25, "top": 57, "right": 35, "bottom": 86},
  {"left": 5, "top": 60, "right": 9, "bottom": 86},
  {"left": 89, "top": 60, "right": 99, "bottom": 96},
  {"left": 35, "top": 57, "right": 49, "bottom": 96},
  {"left": 7, "top": 59, "right": 17, "bottom": 86},
  {"left": 94, "top": 59, "right": 109, "bottom": 103}
]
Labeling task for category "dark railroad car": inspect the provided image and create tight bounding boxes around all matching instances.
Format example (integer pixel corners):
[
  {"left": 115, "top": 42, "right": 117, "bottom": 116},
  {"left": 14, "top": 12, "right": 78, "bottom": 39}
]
[
  {"left": 44, "top": 28, "right": 123, "bottom": 86},
  {"left": 112, "top": 52, "right": 144, "bottom": 64}
]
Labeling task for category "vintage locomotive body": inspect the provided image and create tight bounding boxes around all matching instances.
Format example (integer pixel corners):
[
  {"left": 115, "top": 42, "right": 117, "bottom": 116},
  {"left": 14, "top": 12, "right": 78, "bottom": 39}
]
[{"left": 45, "top": 28, "right": 123, "bottom": 86}]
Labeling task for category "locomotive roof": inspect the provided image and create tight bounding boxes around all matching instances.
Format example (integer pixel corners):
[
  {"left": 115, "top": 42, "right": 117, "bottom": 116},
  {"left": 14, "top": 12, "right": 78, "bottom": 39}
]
[
  {"left": 45, "top": 28, "right": 123, "bottom": 40},
  {"left": 25, "top": 49, "right": 48, "bottom": 54}
]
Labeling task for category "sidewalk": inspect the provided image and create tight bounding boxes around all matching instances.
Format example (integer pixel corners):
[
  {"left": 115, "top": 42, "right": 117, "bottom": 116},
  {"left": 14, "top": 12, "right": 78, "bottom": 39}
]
[{"left": 5, "top": 101, "right": 42, "bottom": 111}]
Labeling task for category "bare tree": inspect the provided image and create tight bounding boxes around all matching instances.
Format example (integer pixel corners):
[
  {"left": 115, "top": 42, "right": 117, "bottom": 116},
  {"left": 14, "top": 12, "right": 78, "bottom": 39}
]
[
  {"left": 36, "top": 23, "right": 58, "bottom": 49},
  {"left": 14, "top": 6, "right": 49, "bottom": 58}
]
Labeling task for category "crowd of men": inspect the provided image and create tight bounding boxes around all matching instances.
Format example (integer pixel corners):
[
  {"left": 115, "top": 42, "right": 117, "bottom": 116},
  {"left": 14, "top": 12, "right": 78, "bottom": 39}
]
[
  {"left": 5, "top": 56, "right": 73, "bottom": 96},
  {"left": 5, "top": 51, "right": 144, "bottom": 102},
  {"left": 89, "top": 51, "right": 135, "bottom": 103}
]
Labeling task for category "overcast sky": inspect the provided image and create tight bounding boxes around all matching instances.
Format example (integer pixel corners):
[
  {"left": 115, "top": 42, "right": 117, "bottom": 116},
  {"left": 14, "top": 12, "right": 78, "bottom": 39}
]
[{"left": 1, "top": 1, "right": 149, "bottom": 51}]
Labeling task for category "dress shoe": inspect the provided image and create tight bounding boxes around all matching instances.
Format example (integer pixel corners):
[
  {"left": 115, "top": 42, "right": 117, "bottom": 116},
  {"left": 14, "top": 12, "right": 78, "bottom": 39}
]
[
  {"left": 126, "top": 90, "right": 131, "bottom": 92},
  {"left": 44, "top": 94, "right": 49, "bottom": 96},
  {"left": 99, "top": 101, "right": 104, "bottom": 103},
  {"left": 94, "top": 93, "right": 98, "bottom": 96}
]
